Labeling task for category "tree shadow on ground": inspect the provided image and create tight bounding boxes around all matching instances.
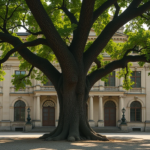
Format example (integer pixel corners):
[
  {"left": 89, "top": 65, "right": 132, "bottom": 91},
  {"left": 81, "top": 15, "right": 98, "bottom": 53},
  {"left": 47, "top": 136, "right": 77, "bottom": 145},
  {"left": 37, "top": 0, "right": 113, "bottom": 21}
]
[{"left": 0, "top": 137, "right": 150, "bottom": 150}]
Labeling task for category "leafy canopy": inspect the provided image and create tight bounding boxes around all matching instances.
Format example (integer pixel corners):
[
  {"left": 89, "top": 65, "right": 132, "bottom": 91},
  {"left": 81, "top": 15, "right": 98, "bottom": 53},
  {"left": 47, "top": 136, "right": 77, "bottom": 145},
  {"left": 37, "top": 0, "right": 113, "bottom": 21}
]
[{"left": 0, "top": 0, "right": 150, "bottom": 90}]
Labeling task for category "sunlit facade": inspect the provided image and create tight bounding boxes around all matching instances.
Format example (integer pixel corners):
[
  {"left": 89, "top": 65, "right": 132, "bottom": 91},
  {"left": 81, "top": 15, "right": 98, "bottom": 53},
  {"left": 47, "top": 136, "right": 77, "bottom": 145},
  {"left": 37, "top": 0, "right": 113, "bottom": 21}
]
[{"left": 0, "top": 28, "right": 150, "bottom": 132}]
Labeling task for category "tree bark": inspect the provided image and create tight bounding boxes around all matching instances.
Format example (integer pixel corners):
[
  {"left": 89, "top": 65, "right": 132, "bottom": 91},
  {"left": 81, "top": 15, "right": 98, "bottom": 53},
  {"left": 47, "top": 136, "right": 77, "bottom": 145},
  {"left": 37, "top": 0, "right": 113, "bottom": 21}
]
[{"left": 40, "top": 78, "right": 108, "bottom": 142}]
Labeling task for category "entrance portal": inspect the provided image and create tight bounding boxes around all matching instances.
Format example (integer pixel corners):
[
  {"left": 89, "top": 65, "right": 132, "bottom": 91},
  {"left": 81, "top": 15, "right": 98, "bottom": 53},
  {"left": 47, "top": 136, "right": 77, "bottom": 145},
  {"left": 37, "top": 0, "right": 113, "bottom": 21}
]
[
  {"left": 42, "top": 100, "right": 55, "bottom": 126},
  {"left": 104, "top": 101, "right": 116, "bottom": 126}
]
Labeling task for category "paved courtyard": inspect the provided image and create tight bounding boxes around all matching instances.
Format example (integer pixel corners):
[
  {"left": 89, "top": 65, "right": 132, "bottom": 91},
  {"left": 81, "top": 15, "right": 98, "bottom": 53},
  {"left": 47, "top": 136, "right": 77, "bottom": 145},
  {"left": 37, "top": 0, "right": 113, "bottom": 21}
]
[{"left": 0, "top": 132, "right": 150, "bottom": 150}]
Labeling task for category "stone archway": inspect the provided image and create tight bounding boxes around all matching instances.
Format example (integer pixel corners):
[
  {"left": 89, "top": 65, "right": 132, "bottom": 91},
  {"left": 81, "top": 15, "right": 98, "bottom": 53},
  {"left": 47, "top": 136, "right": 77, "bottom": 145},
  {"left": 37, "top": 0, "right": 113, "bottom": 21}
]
[
  {"left": 104, "top": 101, "right": 116, "bottom": 126},
  {"left": 42, "top": 100, "right": 55, "bottom": 126}
]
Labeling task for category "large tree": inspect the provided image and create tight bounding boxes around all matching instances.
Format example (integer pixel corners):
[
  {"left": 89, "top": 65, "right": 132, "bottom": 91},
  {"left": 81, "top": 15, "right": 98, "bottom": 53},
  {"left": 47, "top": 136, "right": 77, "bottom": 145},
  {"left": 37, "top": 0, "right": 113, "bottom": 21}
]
[{"left": 0, "top": 0, "right": 150, "bottom": 141}]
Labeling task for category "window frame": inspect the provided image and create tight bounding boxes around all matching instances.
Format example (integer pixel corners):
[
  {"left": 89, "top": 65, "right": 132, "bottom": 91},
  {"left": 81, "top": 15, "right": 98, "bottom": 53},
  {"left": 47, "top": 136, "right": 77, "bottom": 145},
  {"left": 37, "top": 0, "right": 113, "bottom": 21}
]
[
  {"left": 14, "top": 70, "right": 26, "bottom": 88},
  {"left": 131, "top": 71, "right": 141, "bottom": 88},
  {"left": 14, "top": 100, "right": 26, "bottom": 122},
  {"left": 105, "top": 71, "right": 115, "bottom": 86},
  {"left": 15, "top": 70, "right": 26, "bottom": 75},
  {"left": 130, "top": 101, "right": 142, "bottom": 122}
]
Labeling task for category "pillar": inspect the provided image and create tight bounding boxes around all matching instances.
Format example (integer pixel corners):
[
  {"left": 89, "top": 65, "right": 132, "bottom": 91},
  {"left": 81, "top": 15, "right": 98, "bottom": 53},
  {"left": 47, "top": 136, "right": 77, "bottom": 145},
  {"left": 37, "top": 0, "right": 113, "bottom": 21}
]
[
  {"left": 118, "top": 96, "right": 124, "bottom": 126},
  {"left": 89, "top": 96, "right": 95, "bottom": 127},
  {"left": 100, "top": 80, "right": 104, "bottom": 91},
  {"left": 35, "top": 95, "right": 41, "bottom": 127},
  {"left": 98, "top": 96, "right": 104, "bottom": 127},
  {"left": 119, "top": 77, "right": 123, "bottom": 91},
  {"left": 33, "top": 96, "right": 37, "bottom": 120},
  {"left": 36, "top": 95, "right": 40, "bottom": 120},
  {"left": 56, "top": 96, "right": 59, "bottom": 127}
]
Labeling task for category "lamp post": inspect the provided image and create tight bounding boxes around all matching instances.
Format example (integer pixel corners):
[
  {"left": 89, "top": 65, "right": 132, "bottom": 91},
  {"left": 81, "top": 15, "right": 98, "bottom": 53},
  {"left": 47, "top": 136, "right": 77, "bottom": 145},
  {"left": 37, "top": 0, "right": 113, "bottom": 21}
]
[
  {"left": 121, "top": 108, "right": 126, "bottom": 125},
  {"left": 26, "top": 107, "right": 31, "bottom": 124}
]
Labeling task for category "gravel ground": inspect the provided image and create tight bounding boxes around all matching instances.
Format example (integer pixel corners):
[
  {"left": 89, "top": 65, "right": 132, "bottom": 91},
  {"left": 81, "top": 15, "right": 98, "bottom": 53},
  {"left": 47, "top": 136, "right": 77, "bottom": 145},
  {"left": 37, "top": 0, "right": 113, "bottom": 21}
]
[{"left": 0, "top": 132, "right": 150, "bottom": 150}]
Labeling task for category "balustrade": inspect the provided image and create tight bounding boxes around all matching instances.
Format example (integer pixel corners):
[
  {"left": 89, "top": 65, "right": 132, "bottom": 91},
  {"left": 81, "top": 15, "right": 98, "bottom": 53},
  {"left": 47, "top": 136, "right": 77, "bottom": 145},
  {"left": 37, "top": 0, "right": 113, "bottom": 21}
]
[
  {"left": 9, "top": 85, "right": 146, "bottom": 94},
  {"left": 40, "top": 86, "right": 55, "bottom": 91}
]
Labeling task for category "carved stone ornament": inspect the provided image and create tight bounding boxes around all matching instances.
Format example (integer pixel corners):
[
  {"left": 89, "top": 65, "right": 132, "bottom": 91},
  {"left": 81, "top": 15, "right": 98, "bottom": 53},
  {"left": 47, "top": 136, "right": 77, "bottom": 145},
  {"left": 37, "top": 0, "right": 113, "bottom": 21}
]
[
  {"left": 18, "top": 96, "right": 22, "bottom": 99},
  {"left": 144, "top": 64, "right": 150, "bottom": 70},
  {"left": 134, "top": 96, "right": 138, "bottom": 100},
  {"left": 43, "top": 100, "right": 55, "bottom": 107},
  {"left": 2, "top": 65, "right": 11, "bottom": 70}
]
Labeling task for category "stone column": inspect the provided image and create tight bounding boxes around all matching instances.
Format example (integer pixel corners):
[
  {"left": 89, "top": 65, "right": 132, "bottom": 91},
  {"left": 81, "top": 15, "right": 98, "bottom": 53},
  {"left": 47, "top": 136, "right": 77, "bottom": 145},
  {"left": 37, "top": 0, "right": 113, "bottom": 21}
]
[
  {"left": 118, "top": 96, "right": 124, "bottom": 126},
  {"left": 89, "top": 96, "right": 95, "bottom": 127},
  {"left": 35, "top": 95, "right": 41, "bottom": 127},
  {"left": 98, "top": 96, "right": 104, "bottom": 127},
  {"left": 36, "top": 95, "right": 40, "bottom": 120},
  {"left": 119, "top": 77, "right": 123, "bottom": 91},
  {"left": 100, "top": 80, "right": 104, "bottom": 91},
  {"left": 56, "top": 96, "right": 59, "bottom": 127},
  {"left": 33, "top": 96, "right": 37, "bottom": 120}
]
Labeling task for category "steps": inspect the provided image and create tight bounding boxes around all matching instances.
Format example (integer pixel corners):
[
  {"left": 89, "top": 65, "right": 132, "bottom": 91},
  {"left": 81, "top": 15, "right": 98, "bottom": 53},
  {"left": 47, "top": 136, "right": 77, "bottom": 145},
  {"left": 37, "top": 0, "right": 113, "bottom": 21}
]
[
  {"left": 30, "top": 126, "right": 56, "bottom": 132},
  {"left": 29, "top": 126, "right": 128, "bottom": 133},
  {"left": 92, "top": 127, "right": 128, "bottom": 133}
]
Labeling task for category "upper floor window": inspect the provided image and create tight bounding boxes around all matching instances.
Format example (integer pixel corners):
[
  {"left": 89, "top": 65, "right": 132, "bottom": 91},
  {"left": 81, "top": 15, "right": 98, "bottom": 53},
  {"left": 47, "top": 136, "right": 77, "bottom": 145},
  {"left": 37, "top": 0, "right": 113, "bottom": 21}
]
[
  {"left": 15, "top": 71, "right": 26, "bottom": 75},
  {"left": 44, "top": 78, "right": 53, "bottom": 86},
  {"left": 131, "top": 71, "right": 141, "bottom": 88},
  {"left": 14, "top": 100, "right": 26, "bottom": 121},
  {"left": 105, "top": 71, "right": 115, "bottom": 86},
  {"left": 130, "top": 101, "right": 141, "bottom": 122}
]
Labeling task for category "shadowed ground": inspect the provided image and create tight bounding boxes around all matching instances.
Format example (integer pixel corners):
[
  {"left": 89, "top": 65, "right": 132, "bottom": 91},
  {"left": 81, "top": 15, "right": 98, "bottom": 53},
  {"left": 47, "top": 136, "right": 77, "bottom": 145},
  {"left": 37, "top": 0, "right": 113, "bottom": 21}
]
[{"left": 0, "top": 132, "right": 150, "bottom": 150}]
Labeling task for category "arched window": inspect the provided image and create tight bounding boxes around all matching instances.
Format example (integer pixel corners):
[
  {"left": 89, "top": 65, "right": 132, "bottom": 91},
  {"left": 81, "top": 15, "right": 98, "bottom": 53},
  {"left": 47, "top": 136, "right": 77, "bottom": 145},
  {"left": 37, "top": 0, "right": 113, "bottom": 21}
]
[
  {"left": 130, "top": 101, "right": 141, "bottom": 122},
  {"left": 14, "top": 100, "right": 26, "bottom": 121}
]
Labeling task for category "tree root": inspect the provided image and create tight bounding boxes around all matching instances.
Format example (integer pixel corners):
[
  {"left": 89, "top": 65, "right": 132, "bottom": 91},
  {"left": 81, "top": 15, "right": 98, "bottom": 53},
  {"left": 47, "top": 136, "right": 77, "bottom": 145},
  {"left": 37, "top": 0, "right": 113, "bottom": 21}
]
[{"left": 41, "top": 131, "right": 109, "bottom": 142}]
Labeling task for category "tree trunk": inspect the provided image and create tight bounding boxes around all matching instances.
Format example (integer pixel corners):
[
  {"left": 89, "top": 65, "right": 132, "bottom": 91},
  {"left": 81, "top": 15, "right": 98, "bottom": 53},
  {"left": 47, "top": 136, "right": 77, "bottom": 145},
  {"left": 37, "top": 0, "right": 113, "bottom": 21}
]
[{"left": 39, "top": 80, "right": 108, "bottom": 142}]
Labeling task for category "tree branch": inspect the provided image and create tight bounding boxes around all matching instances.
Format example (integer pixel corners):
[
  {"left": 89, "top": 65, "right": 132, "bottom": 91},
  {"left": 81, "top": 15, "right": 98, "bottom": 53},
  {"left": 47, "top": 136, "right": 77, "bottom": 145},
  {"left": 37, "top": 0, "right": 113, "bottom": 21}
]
[
  {"left": 123, "top": 46, "right": 137, "bottom": 56},
  {"left": 59, "top": 5, "right": 78, "bottom": 38},
  {"left": 60, "top": 6, "right": 78, "bottom": 25},
  {"left": 124, "top": 46, "right": 148, "bottom": 56},
  {"left": 4, "top": 0, "right": 11, "bottom": 29},
  {"left": 7, "top": 3, "right": 23, "bottom": 20},
  {"left": 92, "top": 0, "right": 117, "bottom": 24},
  {"left": 25, "top": 0, "right": 79, "bottom": 82},
  {"left": 88, "top": 54, "right": 149, "bottom": 88},
  {"left": 0, "top": 16, "right": 4, "bottom": 21},
  {"left": 19, "top": 65, "right": 34, "bottom": 81},
  {"left": 113, "top": 2, "right": 120, "bottom": 20},
  {"left": 141, "top": 14, "right": 150, "bottom": 20},
  {"left": 4, "top": 0, "right": 10, "bottom": 20},
  {"left": 70, "top": 0, "right": 96, "bottom": 60},
  {"left": 0, "top": 32, "right": 61, "bottom": 89},
  {"left": 0, "top": 40, "right": 4, "bottom": 43},
  {"left": 84, "top": 0, "right": 150, "bottom": 74},
  {"left": 10, "top": 25, "right": 43, "bottom": 35},
  {"left": 94, "top": 58, "right": 101, "bottom": 69},
  {"left": 0, "top": 38, "right": 49, "bottom": 68}
]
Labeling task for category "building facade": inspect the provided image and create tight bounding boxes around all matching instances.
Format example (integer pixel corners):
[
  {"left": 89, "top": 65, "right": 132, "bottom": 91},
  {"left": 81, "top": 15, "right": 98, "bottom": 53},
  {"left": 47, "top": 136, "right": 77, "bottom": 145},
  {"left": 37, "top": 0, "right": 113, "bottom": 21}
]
[{"left": 0, "top": 28, "right": 150, "bottom": 132}]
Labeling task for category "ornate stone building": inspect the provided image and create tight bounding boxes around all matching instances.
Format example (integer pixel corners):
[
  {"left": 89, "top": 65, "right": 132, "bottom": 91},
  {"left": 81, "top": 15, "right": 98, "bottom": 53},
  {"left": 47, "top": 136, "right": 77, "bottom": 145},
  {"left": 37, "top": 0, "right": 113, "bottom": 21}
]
[{"left": 0, "top": 28, "right": 150, "bottom": 132}]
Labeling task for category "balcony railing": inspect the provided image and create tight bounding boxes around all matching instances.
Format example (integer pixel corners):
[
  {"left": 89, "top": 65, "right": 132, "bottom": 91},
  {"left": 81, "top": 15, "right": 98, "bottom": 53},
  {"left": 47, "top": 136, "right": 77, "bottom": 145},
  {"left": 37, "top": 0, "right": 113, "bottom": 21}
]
[
  {"left": 40, "top": 86, "right": 55, "bottom": 91},
  {"left": 10, "top": 87, "right": 34, "bottom": 93},
  {"left": 128, "top": 87, "right": 145, "bottom": 93},
  {"left": 10, "top": 85, "right": 146, "bottom": 94},
  {"left": 104, "top": 86, "right": 119, "bottom": 91}
]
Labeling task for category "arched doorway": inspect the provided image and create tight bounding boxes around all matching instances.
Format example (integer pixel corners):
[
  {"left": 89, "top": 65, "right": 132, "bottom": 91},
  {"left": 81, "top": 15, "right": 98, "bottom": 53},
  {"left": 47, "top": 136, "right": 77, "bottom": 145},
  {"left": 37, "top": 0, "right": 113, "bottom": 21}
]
[
  {"left": 42, "top": 100, "right": 55, "bottom": 126},
  {"left": 104, "top": 101, "right": 116, "bottom": 126}
]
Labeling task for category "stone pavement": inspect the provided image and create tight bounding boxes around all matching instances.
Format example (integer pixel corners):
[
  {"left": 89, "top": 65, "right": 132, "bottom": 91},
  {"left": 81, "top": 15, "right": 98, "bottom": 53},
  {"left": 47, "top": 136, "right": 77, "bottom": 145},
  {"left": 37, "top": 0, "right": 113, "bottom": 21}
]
[{"left": 0, "top": 132, "right": 150, "bottom": 150}]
